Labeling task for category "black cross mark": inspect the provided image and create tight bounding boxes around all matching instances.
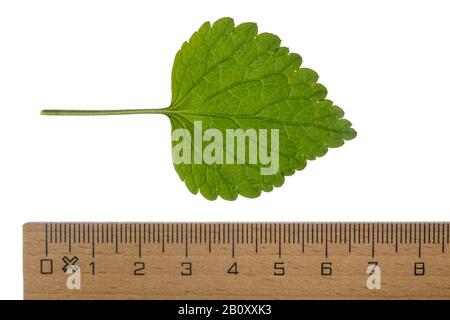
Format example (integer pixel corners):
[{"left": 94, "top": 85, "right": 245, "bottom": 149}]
[
  {"left": 62, "top": 256, "right": 79, "bottom": 272},
  {"left": 368, "top": 261, "right": 378, "bottom": 275}
]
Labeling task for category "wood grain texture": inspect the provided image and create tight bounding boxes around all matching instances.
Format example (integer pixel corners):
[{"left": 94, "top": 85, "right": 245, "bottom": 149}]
[{"left": 23, "top": 223, "right": 450, "bottom": 299}]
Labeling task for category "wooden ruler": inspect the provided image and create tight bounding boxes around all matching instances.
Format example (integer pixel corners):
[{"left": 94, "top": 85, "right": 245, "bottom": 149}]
[{"left": 23, "top": 223, "right": 450, "bottom": 299}]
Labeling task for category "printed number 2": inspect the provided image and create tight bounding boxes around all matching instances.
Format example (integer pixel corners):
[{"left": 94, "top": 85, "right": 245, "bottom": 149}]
[{"left": 134, "top": 262, "right": 145, "bottom": 276}]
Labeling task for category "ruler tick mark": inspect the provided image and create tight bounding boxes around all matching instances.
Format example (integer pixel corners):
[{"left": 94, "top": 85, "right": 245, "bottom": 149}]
[
  {"left": 115, "top": 224, "right": 119, "bottom": 253},
  {"left": 232, "top": 224, "right": 235, "bottom": 258},
  {"left": 395, "top": 224, "right": 398, "bottom": 253},
  {"left": 68, "top": 224, "right": 72, "bottom": 253},
  {"left": 266, "top": 224, "right": 268, "bottom": 244},
  {"left": 343, "top": 223, "right": 347, "bottom": 244},
  {"left": 278, "top": 224, "right": 282, "bottom": 258},
  {"left": 372, "top": 224, "right": 375, "bottom": 258},
  {"left": 348, "top": 223, "right": 352, "bottom": 253},
  {"left": 246, "top": 224, "right": 249, "bottom": 244},
  {"left": 44, "top": 224, "right": 48, "bottom": 256},
  {"left": 180, "top": 223, "right": 183, "bottom": 244},
  {"left": 321, "top": 224, "right": 323, "bottom": 245},
  {"left": 162, "top": 224, "right": 165, "bottom": 253},
  {"left": 152, "top": 224, "right": 156, "bottom": 244},
  {"left": 447, "top": 223, "right": 449, "bottom": 244},
  {"left": 92, "top": 224, "right": 95, "bottom": 258},
  {"left": 139, "top": 224, "right": 142, "bottom": 258},
  {"left": 208, "top": 224, "right": 211, "bottom": 253},
  {"left": 185, "top": 223, "right": 188, "bottom": 258},
  {"left": 218, "top": 224, "right": 220, "bottom": 244},
  {"left": 433, "top": 223, "right": 436, "bottom": 244},
  {"left": 302, "top": 224, "right": 305, "bottom": 253},
  {"left": 255, "top": 224, "right": 258, "bottom": 253},
  {"left": 195, "top": 223, "right": 198, "bottom": 244},
  {"left": 419, "top": 223, "right": 422, "bottom": 258}
]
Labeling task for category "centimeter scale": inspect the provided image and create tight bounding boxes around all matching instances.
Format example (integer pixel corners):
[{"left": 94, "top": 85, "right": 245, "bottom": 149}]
[{"left": 23, "top": 222, "right": 450, "bottom": 299}]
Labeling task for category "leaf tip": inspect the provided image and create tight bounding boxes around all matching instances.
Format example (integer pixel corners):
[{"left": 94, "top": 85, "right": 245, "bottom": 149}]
[{"left": 345, "top": 127, "right": 358, "bottom": 141}]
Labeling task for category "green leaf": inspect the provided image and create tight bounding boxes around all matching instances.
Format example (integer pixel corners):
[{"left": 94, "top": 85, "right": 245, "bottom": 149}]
[
  {"left": 168, "top": 17, "right": 356, "bottom": 200},
  {"left": 41, "top": 17, "right": 357, "bottom": 201}
]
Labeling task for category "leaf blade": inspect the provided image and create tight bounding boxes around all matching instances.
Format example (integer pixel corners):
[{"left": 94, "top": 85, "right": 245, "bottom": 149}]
[{"left": 169, "top": 17, "right": 356, "bottom": 200}]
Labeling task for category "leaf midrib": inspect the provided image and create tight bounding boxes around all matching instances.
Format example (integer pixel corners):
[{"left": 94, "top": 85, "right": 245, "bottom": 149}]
[{"left": 164, "top": 109, "right": 344, "bottom": 134}]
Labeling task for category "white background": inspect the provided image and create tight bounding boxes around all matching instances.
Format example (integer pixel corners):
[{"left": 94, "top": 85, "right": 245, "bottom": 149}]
[{"left": 0, "top": 0, "right": 449, "bottom": 299}]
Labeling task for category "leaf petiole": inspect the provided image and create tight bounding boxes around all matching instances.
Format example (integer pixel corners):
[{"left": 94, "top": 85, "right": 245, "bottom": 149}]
[{"left": 40, "top": 108, "right": 169, "bottom": 116}]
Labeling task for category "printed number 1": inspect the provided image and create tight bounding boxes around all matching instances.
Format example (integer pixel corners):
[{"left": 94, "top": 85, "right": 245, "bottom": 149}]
[{"left": 89, "top": 262, "right": 95, "bottom": 275}]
